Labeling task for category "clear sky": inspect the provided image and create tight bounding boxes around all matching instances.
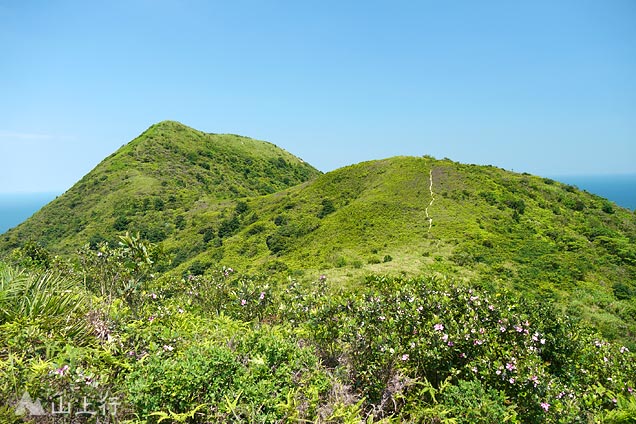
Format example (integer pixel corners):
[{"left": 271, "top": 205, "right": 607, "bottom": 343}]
[{"left": 1, "top": 0, "right": 635, "bottom": 193}]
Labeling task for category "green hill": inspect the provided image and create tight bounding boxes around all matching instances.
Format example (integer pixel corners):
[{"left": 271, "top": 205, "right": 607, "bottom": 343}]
[
  {"left": 2, "top": 123, "right": 636, "bottom": 422},
  {"left": 1, "top": 124, "right": 635, "bottom": 343},
  {"left": 171, "top": 156, "right": 636, "bottom": 342},
  {"left": 0, "top": 120, "right": 320, "bottom": 253}
]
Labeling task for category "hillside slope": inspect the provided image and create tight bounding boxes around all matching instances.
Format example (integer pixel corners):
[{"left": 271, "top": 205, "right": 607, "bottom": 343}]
[
  {"left": 0, "top": 121, "right": 320, "bottom": 253},
  {"left": 1, "top": 126, "right": 635, "bottom": 343},
  {"left": 172, "top": 156, "right": 636, "bottom": 341}
]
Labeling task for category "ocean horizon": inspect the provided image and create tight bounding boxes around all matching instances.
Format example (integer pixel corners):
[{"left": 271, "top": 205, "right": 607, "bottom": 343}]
[
  {"left": 0, "top": 174, "right": 634, "bottom": 235},
  {"left": 0, "top": 192, "right": 60, "bottom": 234},
  {"left": 551, "top": 174, "right": 636, "bottom": 211}
]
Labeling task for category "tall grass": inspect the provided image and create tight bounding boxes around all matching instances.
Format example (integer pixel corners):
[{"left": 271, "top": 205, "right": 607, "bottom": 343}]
[{"left": 0, "top": 263, "right": 90, "bottom": 344}]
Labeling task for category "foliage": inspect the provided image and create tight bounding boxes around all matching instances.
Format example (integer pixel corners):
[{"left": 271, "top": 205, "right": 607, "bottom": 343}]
[
  {"left": 78, "top": 232, "right": 167, "bottom": 316},
  {"left": 2, "top": 128, "right": 635, "bottom": 346},
  {"left": 0, "top": 263, "right": 90, "bottom": 343},
  {"left": 1, "top": 123, "right": 636, "bottom": 422},
  {"left": 1, "top": 253, "right": 635, "bottom": 422},
  {"left": 0, "top": 120, "right": 320, "bottom": 257}
]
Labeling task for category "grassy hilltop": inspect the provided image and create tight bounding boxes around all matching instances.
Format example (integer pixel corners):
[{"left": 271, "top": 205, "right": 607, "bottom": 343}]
[
  {"left": 0, "top": 120, "right": 320, "bottom": 254},
  {"left": 167, "top": 156, "right": 636, "bottom": 342},
  {"left": 1, "top": 122, "right": 635, "bottom": 422}
]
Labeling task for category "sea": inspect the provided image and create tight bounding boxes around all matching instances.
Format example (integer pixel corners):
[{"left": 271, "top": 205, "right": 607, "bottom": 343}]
[
  {"left": 0, "top": 192, "right": 60, "bottom": 234},
  {"left": 0, "top": 175, "right": 634, "bottom": 234},
  {"left": 551, "top": 174, "right": 636, "bottom": 211}
]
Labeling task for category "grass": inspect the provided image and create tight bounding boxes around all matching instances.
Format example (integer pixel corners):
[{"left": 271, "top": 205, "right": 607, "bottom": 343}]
[{"left": 1, "top": 124, "right": 635, "bottom": 345}]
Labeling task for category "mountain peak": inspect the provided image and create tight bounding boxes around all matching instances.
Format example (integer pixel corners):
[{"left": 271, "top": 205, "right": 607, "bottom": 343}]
[
  {"left": 1, "top": 124, "right": 320, "bottom": 253},
  {"left": 2, "top": 131, "right": 635, "bottom": 344},
  {"left": 150, "top": 120, "right": 192, "bottom": 130}
]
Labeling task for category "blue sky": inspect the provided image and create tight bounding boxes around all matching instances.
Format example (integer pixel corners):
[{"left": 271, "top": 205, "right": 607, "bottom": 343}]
[{"left": 1, "top": 0, "right": 635, "bottom": 193}]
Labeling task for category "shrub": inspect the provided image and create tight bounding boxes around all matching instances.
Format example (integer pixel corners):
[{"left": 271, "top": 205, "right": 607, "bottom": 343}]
[
  {"left": 126, "top": 343, "right": 241, "bottom": 418},
  {"left": 235, "top": 201, "right": 249, "bottom": 215},
  {"left": 479, "top": 191, "right": 498, "bottom": 206},
  {"left": 113, "top": 215, "right": 130, "bottom": 231},
  {"left": 440, "top": 379, "right": 517, "bottom": 423},
  {"left": 174, "top": 214, "right": 186, "bottom": 230},
  {"left": 188, "top": 260, "right": 209, "bottom": 276},
  {"left": 602, "top": 202, "right": 615, "bottom": 214},
  {"left": 218, "top": 216, "right": 240, "bottom": 238},
  {"left": 202, "top": 227, "right": 215, "bottom": 243},
  {"left": 317, "top": 199, "right": 336, "bottom": 218},
  {"left": 274, "top": 214, "right": 288, "bottom": 226}
]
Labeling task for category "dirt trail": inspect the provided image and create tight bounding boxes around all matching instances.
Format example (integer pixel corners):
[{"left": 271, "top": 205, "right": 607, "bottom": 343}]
[{"left": 425, "top": 169, "right": 435, "bottom": 232}]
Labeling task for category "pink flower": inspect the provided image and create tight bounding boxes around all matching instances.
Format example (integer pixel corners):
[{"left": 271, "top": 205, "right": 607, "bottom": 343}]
[
  {"left": 509, "top": 378, "right": 515, "bottom": 384},
  {"left": 442, "top": 334, "right": 449, "bottom": 342},
  {"left": 500, "top": 326, "right": 507, "bottom": 332},
  {"left": 506, "top": 363, "right": 516, "bottom": 371},
  {"left": 241, "top": 299, "right": 247, "bottom": 306},
  {"left": 447, "top": 341, "right": 454, "bottom": 346},
  {"left": 540, "top": 402, "right": 550, "bottom": 411},
  {"left": 259, "top": 292, "right": 265, "bottom": 300},
  {"left": 401, "top": 354, "right": 409, "bottom": 361},
  {"left": 434, "top": 323, "right": 444, "bottom": 331},
  {"left": 54, "top": 365, "right": 70, "bottom": 376},
  {"left": 620, "top": 346, "right": 630, "bottom": 353}
]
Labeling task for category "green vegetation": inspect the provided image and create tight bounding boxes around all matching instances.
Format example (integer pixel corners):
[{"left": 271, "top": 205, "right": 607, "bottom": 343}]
[
  {"left": 158, "top": 156, "right": 636, "bottom": 345},
  {"left": 0, "top": 121, "right": 320, "bottom": 254},
  {"left": 1, "top": 122, "right": 635, "bottom": 421},
  {"left": 1, "top": 255, "right": 634, "bottom": 422}
]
